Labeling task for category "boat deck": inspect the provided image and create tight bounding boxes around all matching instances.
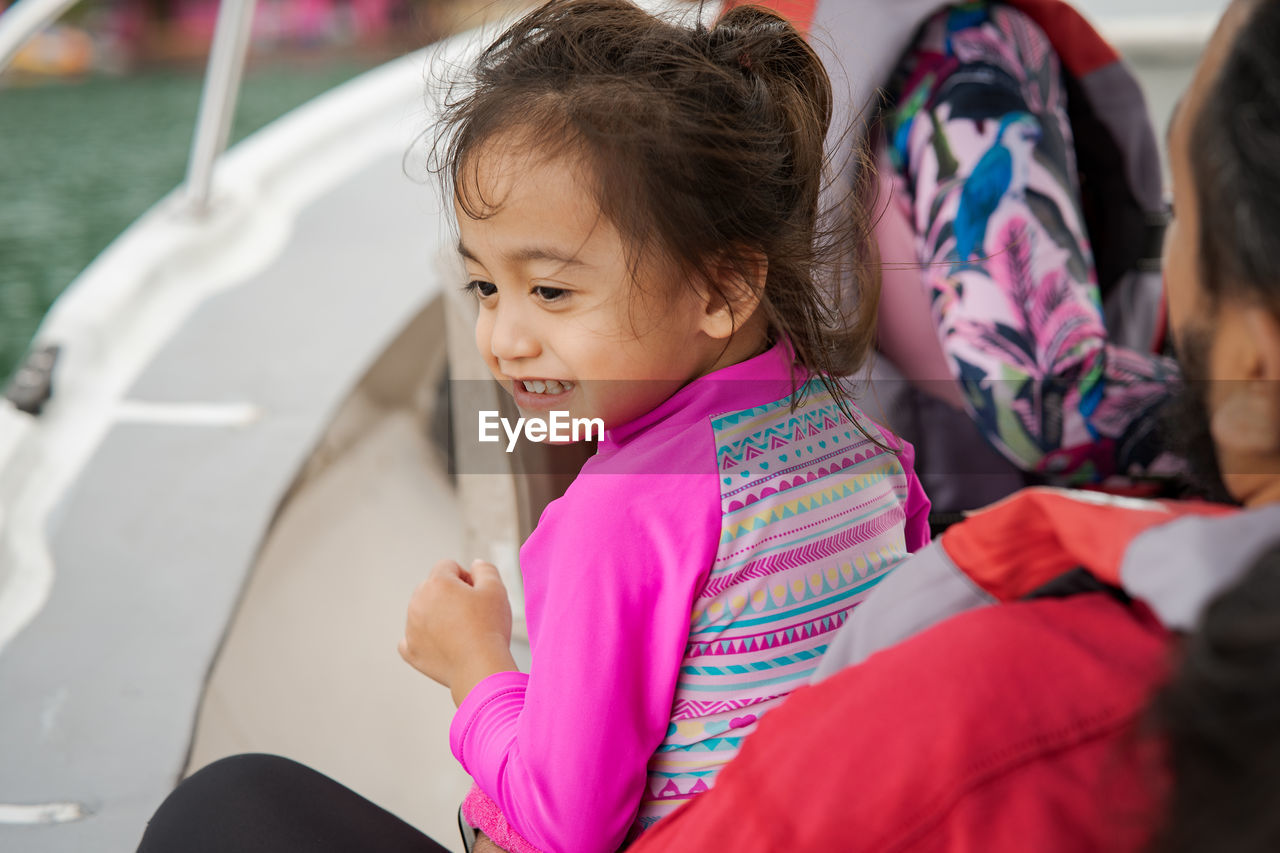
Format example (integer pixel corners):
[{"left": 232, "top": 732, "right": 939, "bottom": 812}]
[{"left": 0, "top": 135, "right": 485, "bottom": 850}]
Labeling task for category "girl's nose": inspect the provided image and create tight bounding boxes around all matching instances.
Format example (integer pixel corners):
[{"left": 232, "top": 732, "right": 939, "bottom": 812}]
[{"left": 488, "top": 304, "right": 540, "bottom": 363}]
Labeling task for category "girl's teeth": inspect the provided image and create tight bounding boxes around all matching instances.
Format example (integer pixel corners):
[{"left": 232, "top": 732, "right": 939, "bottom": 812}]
[{"left": 519, "top": 379, "right": 574, "bottom": 394}]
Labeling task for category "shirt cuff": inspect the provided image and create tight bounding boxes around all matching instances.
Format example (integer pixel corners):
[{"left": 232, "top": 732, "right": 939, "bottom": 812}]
[
  {"left": 461, "top": 782, "right": 546, "bottom": 853},
  {"left": 449, "top": 669, "right": 530, "bottom": 773}
]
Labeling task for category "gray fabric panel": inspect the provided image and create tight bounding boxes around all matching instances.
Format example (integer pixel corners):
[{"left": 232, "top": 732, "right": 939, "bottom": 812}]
[
  {"left": 1078, "top": 62, "right": 1165, "bottom": 211},
  {"left": 855, "top": 355, "right": 918, "bottom": 439},
  {"left": 1103, "top": 269, "right": 1164, "bottom": 352},
  {"left": 906, "top": 391, "right": 1026, "bottom": 513},
  {"left": 1122, "top": 505, "right": 1280, "bottom": 632},
  {"left": 810, "top": 0, "right": 948, "bottom": 189},
  {"left": 861, "top": 357, "right": 1026, "bottom": 513},
  {"left": 812, "top": 540, "right": 995, "bottom": 682},
  {"left": 811, "top": 0, "right": 947, "bottom": 325}
]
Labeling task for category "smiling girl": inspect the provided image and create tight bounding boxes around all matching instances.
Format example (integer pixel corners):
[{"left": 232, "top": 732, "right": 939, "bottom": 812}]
[{"left": 397, "top": 2, "right": 931, "bottom": 851}]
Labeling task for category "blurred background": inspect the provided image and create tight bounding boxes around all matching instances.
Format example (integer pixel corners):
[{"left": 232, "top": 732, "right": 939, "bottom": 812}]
[
  {"left": 0, "top": 0, "right": 525, "bottom": 384},
  {"left": 0, "top": 0, "right": 1220, "bottom": 388}
]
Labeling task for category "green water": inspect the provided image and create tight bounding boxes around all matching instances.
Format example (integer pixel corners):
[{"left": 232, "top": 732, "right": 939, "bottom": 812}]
[{"left": 0, "top": 62, "right": 379, "bottom": 382}]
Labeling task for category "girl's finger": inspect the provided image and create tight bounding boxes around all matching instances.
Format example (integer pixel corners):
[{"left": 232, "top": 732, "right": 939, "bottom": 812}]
[
  {"left": 428, "top": 559, "right": 475, "bottom": 588},
  {"left": 469, "top": 559, "right": 505, "bottom": 589},
  {"left": 430, "top": 558, "right": 464, "bottom": 578}
]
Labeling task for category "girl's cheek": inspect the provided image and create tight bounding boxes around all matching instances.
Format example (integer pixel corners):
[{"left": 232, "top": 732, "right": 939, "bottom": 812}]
[{"left": 475, "top": 313, "right": 495, "bottom": 365}]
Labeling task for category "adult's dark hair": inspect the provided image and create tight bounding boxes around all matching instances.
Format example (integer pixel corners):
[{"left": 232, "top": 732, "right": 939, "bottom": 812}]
[
  {"left": 433, "top": 0, "right": 879, "bottom": 409},
  {"left": 1148, "top": 542, "right": 1280, "bottom": 852},
  {"left": 1189, "top": 0, "right": 1280, "bottom": 307},
  {"left": 1140, "top": 5, "right": 1280, "bottom": 844}
]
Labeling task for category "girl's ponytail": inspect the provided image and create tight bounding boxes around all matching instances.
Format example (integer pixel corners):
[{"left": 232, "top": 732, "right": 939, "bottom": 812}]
[
  {"left": 705, "top": 4, "right": 834, "bottom": 188},
  {"left": 703, "top": 4, "right": 881, "bottom": 407}
]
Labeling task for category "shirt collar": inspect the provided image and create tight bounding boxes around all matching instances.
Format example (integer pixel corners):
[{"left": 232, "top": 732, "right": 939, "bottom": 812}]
[{"left": 601, "top": 339, "right": 802, "bottom": 449}]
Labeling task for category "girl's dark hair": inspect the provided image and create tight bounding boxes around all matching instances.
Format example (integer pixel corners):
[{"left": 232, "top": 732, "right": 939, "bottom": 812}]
[
  {"left": 1189, "top": 0, "right": 1280, "bottom": 308},
  {"left": 1148, "top": 543, "right": 1280, "bottom": 852},
  {"left": 434, "top": 0, "right": 879, "bottom": 407}
]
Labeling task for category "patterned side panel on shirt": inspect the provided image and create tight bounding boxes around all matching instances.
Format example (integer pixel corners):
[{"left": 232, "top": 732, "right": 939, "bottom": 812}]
[{"left": 634, "top": 380, "right": 914, "bottom": 831}]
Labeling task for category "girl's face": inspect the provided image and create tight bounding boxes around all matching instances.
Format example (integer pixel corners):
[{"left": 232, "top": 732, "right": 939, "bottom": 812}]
[{"left": 456, "top": 140, "right": 737, "bottom": 430}]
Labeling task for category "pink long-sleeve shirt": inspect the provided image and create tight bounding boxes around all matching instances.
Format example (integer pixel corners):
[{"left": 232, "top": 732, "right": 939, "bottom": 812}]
[{"left": 451, "top": 343, "right": 931, "bottom": 853}]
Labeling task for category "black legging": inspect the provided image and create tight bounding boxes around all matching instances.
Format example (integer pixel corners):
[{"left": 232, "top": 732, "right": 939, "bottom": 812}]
[{"left": 136, "top": 754, "right": 452, "bottom": 852}]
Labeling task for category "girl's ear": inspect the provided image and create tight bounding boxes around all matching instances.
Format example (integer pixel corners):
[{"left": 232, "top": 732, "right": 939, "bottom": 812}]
[{"left": 698, "top": 251, "right": 767, "bottom": 340}]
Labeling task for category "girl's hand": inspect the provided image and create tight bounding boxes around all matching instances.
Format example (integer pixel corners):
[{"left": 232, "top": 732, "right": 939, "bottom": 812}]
[{"left": 399, "top": 559, "right": 519, "bottom": 706}]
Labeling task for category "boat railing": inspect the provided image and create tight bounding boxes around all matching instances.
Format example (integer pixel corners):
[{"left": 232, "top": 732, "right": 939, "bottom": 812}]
[
  {"left": 181, "top": 0, "right": 256, "bottom": 216},
  {"left": 0, "top": 0, "right": 258, "bottom": 216}
]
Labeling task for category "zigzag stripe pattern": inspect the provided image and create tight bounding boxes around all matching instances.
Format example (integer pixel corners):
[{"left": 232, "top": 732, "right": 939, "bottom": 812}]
[
  {"left": 720, "top": 438, "right": 891, "bottom": 501},
  {"left": 669, "top": 695, "right": 778, "bottom": 720},
  {"left": 709, "top": 392, "right": 796, "bottom": 429},
  {"left": 685, "top": 609, "right": 854, "bottom": 658},
  {"left": 654, "top": 735, "right": 745, "bottom": 753},
  {"left": 716, "top": 411, "right": 860, "bottom": 469},
  {"left": 719, "top": 463, "right": 903, "bottom": 543},
  {"left": 715, "top": 410, "right": 847, "bottom": 461},
  {"left": 722, "top": 442, "right": 887, "bottom": 500},
  {"left": 702, "top": 510, "right": 905, "bottom": 598},
  {"left": 712, "top": 380, "right": 861, "bottom": 448},
  {"left": 709, "top": 379, "right": 820, "bottom": 431},
  {"left": 637, "top": 386, "right": 912, "bottom": 832}
]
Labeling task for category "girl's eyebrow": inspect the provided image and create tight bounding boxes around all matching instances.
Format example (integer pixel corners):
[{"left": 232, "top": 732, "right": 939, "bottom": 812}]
[{"left": 457, "top": 241, "right": 588, "bottom": 267}]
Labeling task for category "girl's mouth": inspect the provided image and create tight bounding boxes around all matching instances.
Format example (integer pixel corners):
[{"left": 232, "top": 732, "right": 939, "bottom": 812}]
[{"left": 510, "top": 378, "right": 576, "bottom": 409}]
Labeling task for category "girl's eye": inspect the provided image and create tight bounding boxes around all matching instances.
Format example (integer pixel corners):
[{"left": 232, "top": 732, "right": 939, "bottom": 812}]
[
  {"left": 465, "top": 280, "right": 497, "bottom": 298},
  {"left": 532, "top": 284, "right": 568, "bottom": 302}
]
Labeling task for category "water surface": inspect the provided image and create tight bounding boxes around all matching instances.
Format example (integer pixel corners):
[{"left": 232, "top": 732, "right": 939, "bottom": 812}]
[{"left": 0, "top": 62, "right": 378, "bottom": 381}]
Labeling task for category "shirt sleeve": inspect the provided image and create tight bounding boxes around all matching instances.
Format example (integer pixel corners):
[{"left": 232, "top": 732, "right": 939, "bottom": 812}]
[
  {"left": 449, "top": 470, "right": 722, "bottom": 853},
  {"left": 896, "top": 437, "right": 933, "bottom": 553}
]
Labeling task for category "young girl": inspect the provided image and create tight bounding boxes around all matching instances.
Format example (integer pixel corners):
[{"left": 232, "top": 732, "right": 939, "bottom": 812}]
[{"left": 398, "top": 1, "right": 931, "bottom": 850}]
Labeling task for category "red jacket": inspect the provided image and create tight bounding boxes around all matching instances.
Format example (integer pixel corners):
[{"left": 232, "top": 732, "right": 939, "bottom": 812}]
[
  {"left": 633, "top": 593, "right": 1166, "bottom": 852},
  {"left": 631, "top": 489, "right": 1278, "bottom": 852}
]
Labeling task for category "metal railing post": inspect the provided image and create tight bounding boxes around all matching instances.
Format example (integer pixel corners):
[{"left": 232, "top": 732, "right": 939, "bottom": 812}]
[
  {"left": 0, "top": 0, "right": 83, "bottom": 74},
  {"left": 182, "top": 0, "right": 257, "bottom": 216}
]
